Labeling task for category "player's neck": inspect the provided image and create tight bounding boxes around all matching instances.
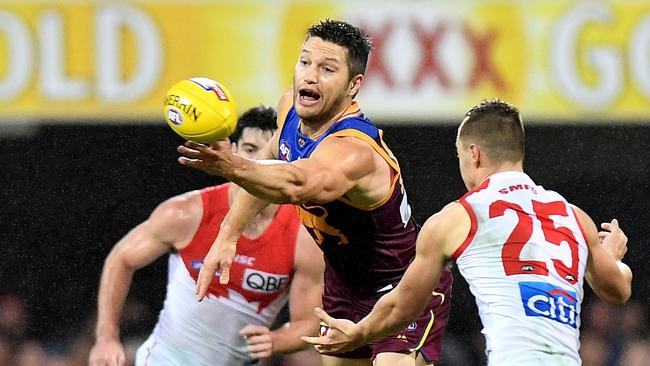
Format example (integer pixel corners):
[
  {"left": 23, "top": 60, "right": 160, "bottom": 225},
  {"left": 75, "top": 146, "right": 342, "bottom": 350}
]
[
  {"left": 479, "top": 163, "right": 525, "bottom": 185},
  {"left": 300, "top": 100, "right": 353, "bottom": 138}
]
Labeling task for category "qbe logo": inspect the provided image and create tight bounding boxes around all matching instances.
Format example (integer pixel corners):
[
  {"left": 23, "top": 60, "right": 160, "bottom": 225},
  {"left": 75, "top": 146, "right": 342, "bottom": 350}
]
[
  {"left": 279, "top": 140, "right": 291, "bottom": 161},
  {"left": 243, "top": 268, "right": 289, "bottom": 294},
  {"left": 519, "top": 281, "right": 578, "bottom": 329},
  {"left": 167, "top": 108, "right": 183, "bottom": 125}
]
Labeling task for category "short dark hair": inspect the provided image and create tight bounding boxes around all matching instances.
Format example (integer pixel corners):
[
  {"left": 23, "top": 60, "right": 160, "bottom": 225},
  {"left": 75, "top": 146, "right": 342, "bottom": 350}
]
[
  {"left": 306, "top": 19, "right": 373, "bottom": 79},
  {"left": 459, "top": 99, "right": 525, "bottom": 163},
  {"left": 230, "top": 105, "right": 277, "bottom": 144}
]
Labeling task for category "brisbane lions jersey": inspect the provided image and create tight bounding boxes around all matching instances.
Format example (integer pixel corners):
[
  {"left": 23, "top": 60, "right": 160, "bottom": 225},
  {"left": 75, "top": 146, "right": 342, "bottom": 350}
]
[{"left": 277, "top": 102, "right": 452, "bottom": 301}]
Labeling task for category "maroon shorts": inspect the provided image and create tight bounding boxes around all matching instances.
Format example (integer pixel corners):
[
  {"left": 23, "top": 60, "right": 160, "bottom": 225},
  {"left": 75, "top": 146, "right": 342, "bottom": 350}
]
[{"left": 322, "top": 269, "right": 453, "bottom": 362}]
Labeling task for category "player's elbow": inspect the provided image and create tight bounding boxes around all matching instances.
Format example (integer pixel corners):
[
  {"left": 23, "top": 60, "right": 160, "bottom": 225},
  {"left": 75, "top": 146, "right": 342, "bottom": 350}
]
[
  {"left": 279, "top": 173, "right": 341, "bottom": 204},
  {"left": 618, "top": 286, "right": 632, "bottom": 304},
  {"left": 105, "top": 246, "right": 138, "bottom": 273},
  {"left": 601, "top": 287, "right": 631, "bottom": 305},
  {"left": 614, "top": 276, "right": 633, "bottom": 305},
  {"left": 608, "top": 264, "right": 633, "bottom": 304},
  {"left": 598, "top": 276, "right": 633, "bottom": 305},
  {"left": 278, "top": 185, "right": 307, "bottom": 204}
]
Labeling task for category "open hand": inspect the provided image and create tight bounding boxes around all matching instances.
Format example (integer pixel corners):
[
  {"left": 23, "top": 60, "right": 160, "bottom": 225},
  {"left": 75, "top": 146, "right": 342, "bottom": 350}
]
[
  {"left": 195, "top": 235, "right": 237, "bottom": 300},
  {"left": 300, "top": 307, "right": 363, "bottom": 355},
  {"left": 88, "top": 339, "right": 126, "bottom": 366},
  {"left": 177, "top": 139, "right": 235, "bottom": 177},
  {"left": 241, "top": 324, "right": 273, "bottom": 359}
]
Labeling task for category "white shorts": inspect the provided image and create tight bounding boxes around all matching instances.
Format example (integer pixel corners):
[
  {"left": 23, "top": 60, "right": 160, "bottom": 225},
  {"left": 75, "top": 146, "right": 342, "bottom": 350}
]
[{"left": 135, "top": 335, "right": 260, "bottom": 366}]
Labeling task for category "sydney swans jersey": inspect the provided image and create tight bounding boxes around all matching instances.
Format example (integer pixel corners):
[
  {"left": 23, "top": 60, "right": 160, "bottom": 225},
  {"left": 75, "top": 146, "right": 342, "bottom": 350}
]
[
  {"left": 453, "top": 172, "right": 588, "bottom": 366},
  {"left": 278, "top": 103, "right": 423, "bottom": 297},
  {"left": 136, "top": 184, "right": 300, "bottom": 366}
]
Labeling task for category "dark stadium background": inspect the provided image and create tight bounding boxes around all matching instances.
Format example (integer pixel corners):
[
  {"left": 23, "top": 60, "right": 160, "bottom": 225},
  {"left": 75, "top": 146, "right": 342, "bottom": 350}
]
[{"left": 1, "top": 122, "right": 647, "bottom": 362}]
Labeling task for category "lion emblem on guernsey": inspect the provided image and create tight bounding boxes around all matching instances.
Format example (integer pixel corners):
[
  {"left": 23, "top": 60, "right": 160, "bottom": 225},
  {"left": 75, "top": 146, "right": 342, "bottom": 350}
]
[{"left": 297, "top": 204, "right": 349, "bottom": 246}]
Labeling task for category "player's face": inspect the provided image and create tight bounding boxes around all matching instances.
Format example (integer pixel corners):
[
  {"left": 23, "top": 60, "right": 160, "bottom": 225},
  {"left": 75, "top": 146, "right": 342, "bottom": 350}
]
[
  {"left": 293, "top": 37, "right": 358, "bottom": 125},
  {"left": 232, "top": 127, "right": 274, "bottom": 160}
]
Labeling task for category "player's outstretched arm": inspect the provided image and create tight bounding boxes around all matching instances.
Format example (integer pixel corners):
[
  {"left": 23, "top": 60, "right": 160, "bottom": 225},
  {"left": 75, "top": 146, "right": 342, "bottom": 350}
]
[
  {"left": 574, "top": 207, "right": 632, "bottom": 304},
  {"left": 241, "top": 227, "right": 324, "bottom": 358},
  {"left": 303, "top": 203, "right": 469, "bottom": 354},
  {"left": 179, "top": 133, "right": 378, "bottom": 205},
  {"left": 89, "top": 192, "right": 202, "bottom": 366}
]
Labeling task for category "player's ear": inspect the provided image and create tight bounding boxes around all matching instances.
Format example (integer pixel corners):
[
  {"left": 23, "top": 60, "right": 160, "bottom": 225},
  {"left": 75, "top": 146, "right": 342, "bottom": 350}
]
[
  {"left": 231, "top": 141, "right": 237, "bottom": 153},
  {"left": 469, "top": 144, "right": 481, "bottom": 167},
  {"left": 348, "top": 74, "right": 363, "bottom": 97}
]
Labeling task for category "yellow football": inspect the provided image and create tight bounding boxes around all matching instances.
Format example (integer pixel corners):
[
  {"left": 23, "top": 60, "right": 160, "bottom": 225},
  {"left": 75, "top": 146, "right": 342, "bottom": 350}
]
[{"left": 163, "top": 77, "right": 237, "bottom": 143}]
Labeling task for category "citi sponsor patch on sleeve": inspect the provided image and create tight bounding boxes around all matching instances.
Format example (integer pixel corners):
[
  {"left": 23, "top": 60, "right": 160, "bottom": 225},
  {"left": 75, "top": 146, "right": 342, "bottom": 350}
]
[
  {"left": 242, "top": 268, "right": 289, "bottom": 294},
  {"left": 519, "top": 281, "right": 578, "bottom": 329}
]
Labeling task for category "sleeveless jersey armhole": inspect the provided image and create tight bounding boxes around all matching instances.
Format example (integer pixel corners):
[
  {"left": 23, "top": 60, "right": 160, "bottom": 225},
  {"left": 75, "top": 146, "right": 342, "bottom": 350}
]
[
  {"left": 451, "top": 198, "right": 478, "bottom": 260},
  {"left": 329, "top": 129, "right": 400, "bottom": 211}
]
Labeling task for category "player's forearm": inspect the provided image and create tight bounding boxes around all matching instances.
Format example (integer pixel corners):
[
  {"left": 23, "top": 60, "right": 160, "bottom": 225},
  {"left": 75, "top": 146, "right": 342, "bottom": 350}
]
[
  {"left": 615, "top": 261, "right": 633, "bottom": 302},
  {"left": 355, "top": 291, "right": 423, "bottom": 344},
  {"left": 95, "top": 256, "right": 135, "bottom": 341},
  {"left": 587, "top": 261, "right": 633, "bottom": 304},
  {"left": 225, "top": 159, "right": 309, "bottom": 204},
  {"left": 605, "top": 261, "right": 633, "bottom": 304},
  {"left": 223, "top": 190, "right": 273, "bottom": 240},
  {"left": 270, "top": 320, "right": 318, "bottom": 354}
]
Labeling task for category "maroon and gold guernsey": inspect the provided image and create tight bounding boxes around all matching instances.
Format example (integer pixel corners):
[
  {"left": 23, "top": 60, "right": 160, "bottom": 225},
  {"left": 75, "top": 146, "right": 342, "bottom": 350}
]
[{"left": 277, "top": 101, "right": 453, "bottom": 317}]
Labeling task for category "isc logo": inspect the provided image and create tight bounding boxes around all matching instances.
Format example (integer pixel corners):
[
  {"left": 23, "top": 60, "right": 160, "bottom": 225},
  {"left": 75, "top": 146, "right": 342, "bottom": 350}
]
[
  {"left": 243, "top": 268, "right": 289, "bottom": 294},
  {"left": 519, "top": 281, "right": 578, "bottom": 329}
]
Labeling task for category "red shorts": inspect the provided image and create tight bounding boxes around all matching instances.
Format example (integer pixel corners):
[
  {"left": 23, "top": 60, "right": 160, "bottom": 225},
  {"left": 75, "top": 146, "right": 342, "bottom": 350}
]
[{"left": 322, "top": 269, "right": 453, "bottom": 362}]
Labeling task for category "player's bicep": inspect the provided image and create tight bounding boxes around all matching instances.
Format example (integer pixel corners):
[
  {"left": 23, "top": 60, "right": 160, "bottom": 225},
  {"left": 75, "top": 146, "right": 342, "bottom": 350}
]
[
  {"left": 108, "top": 222, "right": 172, "bottom": 270},
  {"left": 292, "top": 138, "right": 375, "bottom": 202},
  {"left": 109, "top": 194, "right": 201, "bottom": 269}
]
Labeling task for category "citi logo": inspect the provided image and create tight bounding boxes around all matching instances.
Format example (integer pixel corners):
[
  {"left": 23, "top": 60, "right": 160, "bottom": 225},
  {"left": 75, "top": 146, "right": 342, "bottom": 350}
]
[{"left": 519, "top": 281, "right": 578, "bottom": 329}]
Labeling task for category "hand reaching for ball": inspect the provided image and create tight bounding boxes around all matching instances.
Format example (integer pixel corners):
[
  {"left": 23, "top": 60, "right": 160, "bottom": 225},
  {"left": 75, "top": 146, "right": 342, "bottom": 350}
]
[
  {"left": 177, "top": 139, "right": 240, "bottom": 179},
  {"left": 301, "top": 307, "right": 365, "bottom": 355}
]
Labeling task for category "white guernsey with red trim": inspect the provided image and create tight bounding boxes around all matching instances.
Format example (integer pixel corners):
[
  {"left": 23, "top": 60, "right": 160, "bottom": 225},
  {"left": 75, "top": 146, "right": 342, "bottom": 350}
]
[{"left": 452, "top": 171, "right": 588, "bottom": 366}]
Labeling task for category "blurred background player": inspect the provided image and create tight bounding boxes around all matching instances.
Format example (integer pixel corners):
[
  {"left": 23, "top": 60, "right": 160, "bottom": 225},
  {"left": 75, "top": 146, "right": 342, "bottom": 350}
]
[
  {"left": 303, "top": 99, "right": 633, "bottom": 366},
  {"left": 177, "top": 19, "right": 453, "bottom": 366},
  {"left": 89, "top": 105, "right": 325, "bottom": 366}
]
